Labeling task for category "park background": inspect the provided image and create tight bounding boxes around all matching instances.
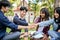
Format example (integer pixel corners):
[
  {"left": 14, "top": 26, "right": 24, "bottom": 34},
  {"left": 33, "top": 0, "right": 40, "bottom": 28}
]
[{"left": 5, "top": 0, "right": 60, "bottom": 40}]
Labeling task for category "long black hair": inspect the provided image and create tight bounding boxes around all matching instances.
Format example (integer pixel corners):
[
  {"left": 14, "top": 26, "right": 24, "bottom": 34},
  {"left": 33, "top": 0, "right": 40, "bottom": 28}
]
[
  {"left": 54, "top": 7, "right": 60, "bottom": 31},
  {"left": 37, "top": 8, "right": 50, "bottom": 22},
  {"left": 54, "top": 7, "right": 60, "bottom": 23},
  {"left": 36, "top": 8, "right": 50, "bottom": 34},
  {"left": 40, "top": 8, "right": 50, "bottom": 20}
]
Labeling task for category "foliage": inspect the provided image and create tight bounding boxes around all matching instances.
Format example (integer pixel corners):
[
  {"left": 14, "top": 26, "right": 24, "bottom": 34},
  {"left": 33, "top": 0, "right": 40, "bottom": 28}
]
[
  {"left": 40, "top": 0, "right": 54, "bottom": 17},
  {"left": 5, "top": 0, "right": 20, "bottom": 16},
  {"left": 6, "top": 0, "right": 54, "bottom": 17},
  {"left": 5, "top": 8, "right": 14, "bottom": 16},
  {"left": 28, "top": 0, "right": 54, "bottom": 17},
  {"left": 28, "top": 0, "right": 40, "bottom": 16}
]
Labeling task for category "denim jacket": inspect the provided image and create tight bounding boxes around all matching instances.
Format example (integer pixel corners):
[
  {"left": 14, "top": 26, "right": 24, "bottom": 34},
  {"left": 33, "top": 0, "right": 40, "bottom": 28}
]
[
  {"left": 0, "top": 10, "right": 18, "bottom": 38},
  {"left": 38, "top": 19, "right": 58, "bottom": 31}
]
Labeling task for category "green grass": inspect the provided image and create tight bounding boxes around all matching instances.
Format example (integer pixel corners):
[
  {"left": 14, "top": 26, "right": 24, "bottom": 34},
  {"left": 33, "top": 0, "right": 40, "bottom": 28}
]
[
  {"left": 6, "top": 25, "right": 53, "bottom": 40},
  {"left": 50, "top": 25, "right": 53, "bottom": 30},
  {"left": 6, "top": 28, "right": 11, "bottom": 33}
]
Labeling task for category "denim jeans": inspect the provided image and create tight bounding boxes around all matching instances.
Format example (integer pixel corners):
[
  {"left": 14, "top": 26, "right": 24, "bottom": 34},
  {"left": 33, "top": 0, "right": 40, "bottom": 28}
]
[
  {"left": 48, "top": 30, "right": 60, "bottom": 40},
  {"left": 1, "top": 32, "right": 20, "bottom": 40}
]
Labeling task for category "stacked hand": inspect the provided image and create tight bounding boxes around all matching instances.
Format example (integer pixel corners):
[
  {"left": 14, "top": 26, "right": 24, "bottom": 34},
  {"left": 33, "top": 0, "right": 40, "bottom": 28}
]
[
  {"left": 58, "top": 29, "right": 60, "bottom": 32},
  {"left": 28, "top": 23, "right": 38, "bottom": 29}
]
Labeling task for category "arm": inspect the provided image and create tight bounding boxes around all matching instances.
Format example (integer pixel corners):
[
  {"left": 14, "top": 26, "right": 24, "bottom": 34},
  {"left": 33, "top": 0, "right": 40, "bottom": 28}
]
[
  {"left": 0, "top": 15, "right": 33, "bottom": 30},
  {"left": 13, "top": 16, "right": 28, "bottom": 26},
  {"left": 33, "top": 19, "right": 54, "bottom": 27},
  {"left": 18, "top": 25, "right": 30, "bottom": 29},
  {"left": 38, "top": 19, "right": 54, "bottom": 27}
]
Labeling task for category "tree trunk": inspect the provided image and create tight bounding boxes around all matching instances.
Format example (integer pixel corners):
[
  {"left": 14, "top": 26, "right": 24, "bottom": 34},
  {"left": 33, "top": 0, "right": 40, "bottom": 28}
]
[{"left": 54, "top": 0, "right": 60, "bottom": 8}]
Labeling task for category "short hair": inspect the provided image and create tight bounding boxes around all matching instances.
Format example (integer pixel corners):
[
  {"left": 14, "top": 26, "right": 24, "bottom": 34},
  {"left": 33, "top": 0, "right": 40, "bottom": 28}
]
[
  {"left": 20, "top": 6, "right": 28, "bottom": 12},
  {"left": 0, "top": 0, "right": 11, "bottom": 9}
]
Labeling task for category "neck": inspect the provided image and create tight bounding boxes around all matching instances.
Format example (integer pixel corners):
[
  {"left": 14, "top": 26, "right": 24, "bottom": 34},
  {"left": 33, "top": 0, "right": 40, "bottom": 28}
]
[
  {"left": 41, "top": 18, "right": 45, "bottom": 21},
  {"left": 20, "top": 16, "right": 25, "bottom": 19}
]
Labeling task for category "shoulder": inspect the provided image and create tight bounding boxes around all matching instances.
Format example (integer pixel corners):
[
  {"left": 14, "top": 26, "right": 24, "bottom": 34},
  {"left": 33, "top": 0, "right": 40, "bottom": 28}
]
[{"left": 14, "top": 16, "right": 19, "bottom": 18}]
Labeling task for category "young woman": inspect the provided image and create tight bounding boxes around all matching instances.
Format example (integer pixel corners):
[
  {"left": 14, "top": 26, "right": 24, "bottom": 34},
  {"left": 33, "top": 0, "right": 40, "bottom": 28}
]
[
  {"left": 33, "top": 8, "right": 51, "bottom": 40},
  {"left": 35, "top": 7, "right": 60, "bottom": 40}
]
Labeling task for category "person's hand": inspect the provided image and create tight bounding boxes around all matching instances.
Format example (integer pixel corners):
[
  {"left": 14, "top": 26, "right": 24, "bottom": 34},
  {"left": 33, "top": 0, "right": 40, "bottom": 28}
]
[
  {"left": 28, "top": 24, "right": 35, "bottom": 29},
  {"left": 31, "top": 23, "right": 38, "bottom": 27},
  {"left": 28, "top": 23, "right": 38, "bottom": 29},
  {"left": 58, "top": 29, "right": 60, "bottom": 32}
]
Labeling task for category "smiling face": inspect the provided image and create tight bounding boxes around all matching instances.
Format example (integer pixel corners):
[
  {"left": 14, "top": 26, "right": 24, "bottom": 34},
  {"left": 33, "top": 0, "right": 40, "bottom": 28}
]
[
  {"left": 40, "top": 8, "right": 49, "bottom": 19},
  {"left": 54, "top": 10, "right": 59, "bottom": 19},
  {"left": 20, "top": 10, "right": 26, "bottom": 18},
  {"left": 54, "top": 7, "right": 60, "bottom": 23},
  {"left": 2, "top": 6, "right": 9, "bottom": 13},
  {"left": 19, "top": 6, "right": 28, "bottom": 18},
  {"left": 54, "top": 7, "right": 60, "bottom": 19},
  {"left": 40, "top": 12, "right": 45, "bottom": 18}
]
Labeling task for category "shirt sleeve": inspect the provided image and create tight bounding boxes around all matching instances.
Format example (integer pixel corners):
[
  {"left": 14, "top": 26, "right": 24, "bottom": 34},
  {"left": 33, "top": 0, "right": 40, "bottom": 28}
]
[
  {"left": 0, "top": 15, "right": 18, "bottom": 30},
  {"left": 38, "top": 19, "right": 54, "bottom": 27},
  {"left": 13, "top": 16, "right": 28, "bottom": 26}
]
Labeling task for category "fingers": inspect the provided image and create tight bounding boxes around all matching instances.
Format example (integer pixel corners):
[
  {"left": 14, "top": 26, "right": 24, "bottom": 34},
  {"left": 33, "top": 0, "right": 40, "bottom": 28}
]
[
  {"left": 28, "top": 23, "right": 38, "bottom": 29},
  {"left": 58, "top": 29, "right": 60, "bottom": 32},
  {"left": 28, "top": 25, "right": 35, "bottom": 29}
]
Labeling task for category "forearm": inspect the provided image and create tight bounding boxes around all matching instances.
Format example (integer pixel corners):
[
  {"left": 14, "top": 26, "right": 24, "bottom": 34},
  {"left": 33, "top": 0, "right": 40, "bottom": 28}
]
[
  {"left": 38, "top": 19, "right": 54, "bottom": 27},
  {"left": 18, "top": 25, "right": 28, "bottom": 29},
  {"left": 13, "top": 17, "right": 28, "bottom": 26}
]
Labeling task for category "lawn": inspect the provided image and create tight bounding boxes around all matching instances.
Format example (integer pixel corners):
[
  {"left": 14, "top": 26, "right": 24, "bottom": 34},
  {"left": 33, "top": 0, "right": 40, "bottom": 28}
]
[{"left": 6, "top": 25, "right": 53, "bottom": 40}]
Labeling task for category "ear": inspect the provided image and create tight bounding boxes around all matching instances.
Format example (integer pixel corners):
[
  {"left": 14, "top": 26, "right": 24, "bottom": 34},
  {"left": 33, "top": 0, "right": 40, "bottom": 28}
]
[{"left": 2, "top": 6, "right": 5, "bottom": 9}]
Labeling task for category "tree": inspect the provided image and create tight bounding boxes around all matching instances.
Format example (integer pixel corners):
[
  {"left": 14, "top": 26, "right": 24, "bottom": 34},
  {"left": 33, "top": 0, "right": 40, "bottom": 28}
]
[
  {"left": 28, "top": 0, "right": 40, "bottom": 17},
  {"left": 5, "top": 0, "right": 20, "bottom": 16},
  {"left": 54, "top": 0, "right": 60, "bottom": 8},
  {"left": 40, "top": 0, "right": 54, "bottom": 17}
]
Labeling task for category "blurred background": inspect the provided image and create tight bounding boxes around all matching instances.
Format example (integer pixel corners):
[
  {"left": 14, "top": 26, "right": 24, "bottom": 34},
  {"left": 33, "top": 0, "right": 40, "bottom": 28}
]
[{"left": 4, "top": 0, "right": 60, "bottom": 24}]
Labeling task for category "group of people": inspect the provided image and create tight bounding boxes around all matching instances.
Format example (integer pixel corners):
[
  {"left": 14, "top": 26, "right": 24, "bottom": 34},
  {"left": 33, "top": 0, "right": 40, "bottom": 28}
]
[
  {"left": 31, "top": 7, "right": 60, "bottom": 40},
  {"left": 0, "top": 0, "right": 60, "bottom": 40},
  {"left": 0, "top": 0, "right": 35, "bottom": 40}
]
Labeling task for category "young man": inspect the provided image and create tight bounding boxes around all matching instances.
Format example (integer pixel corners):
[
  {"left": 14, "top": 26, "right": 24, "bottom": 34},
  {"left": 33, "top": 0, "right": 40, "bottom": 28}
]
[
  {"left": 12, "top": 6, "right": 28, "bottom": 40},
  {"left": 0, "top": 0, "right": 34, "bottom": 40},
  {"left": 12, "top": 6, "right": 28, "bottom": 32}
]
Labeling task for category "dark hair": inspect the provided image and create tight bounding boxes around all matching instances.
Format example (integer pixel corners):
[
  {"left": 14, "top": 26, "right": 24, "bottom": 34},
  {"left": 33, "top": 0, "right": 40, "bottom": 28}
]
[
  {"left": 54, "top": 7, "right": 60, "bottom": 23},
  {"left": 54, "top": 7, "right": 60, "bottom": 17},
  {"left": 20, "top": 6, "right": 28, "bottom": 12},
  {"left": 54, "top": 7, "right": 60, "bottom": 31},
  {"left": 40, "top": 8, "right": 50, "bottom": 20},
  {"left": 0, "top": 0, "right": 11, "bottom": 9}
]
